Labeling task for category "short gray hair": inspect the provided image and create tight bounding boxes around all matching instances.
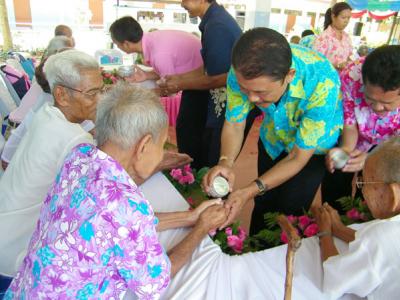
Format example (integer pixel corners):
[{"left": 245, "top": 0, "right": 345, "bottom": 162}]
[
  {"left": 44, "top": 36, "right": 73, "bottom": 58},
  {"left": 43, "top": 49, "right": 99, "bottom": 92},
  {"left": 369, "top": 137, "right": 400, "bottom": 183},
  {"left": 96, "top": 82, "right": 168, "bottom": 149}
]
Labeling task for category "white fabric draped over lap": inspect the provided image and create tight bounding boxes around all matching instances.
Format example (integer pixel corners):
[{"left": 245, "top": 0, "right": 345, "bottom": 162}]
[{"left": 127, "top": 173, "right": 364, "bottom": 300}]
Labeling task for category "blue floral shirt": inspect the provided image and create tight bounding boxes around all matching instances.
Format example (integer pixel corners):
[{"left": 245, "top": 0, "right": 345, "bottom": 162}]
[
  {"left": 226, "top": 45, "right": 343, "bottom": 159},
  {"left": 6, "top": 144, "right": 170, "bottom": 300}
]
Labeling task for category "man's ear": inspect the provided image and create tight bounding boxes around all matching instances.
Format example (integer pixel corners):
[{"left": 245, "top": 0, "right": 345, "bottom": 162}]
[
  {"left": 286, "top": 68, "right": 296, "bottom": 84},
  {"left": 388, "top": 183, "right": 400, "bottom": 213},
  {"left": 53, "top": 86, "right": 70, "bottom": 108},
  {"left": 134, "top": 134, "right": 153, "bottom": 161}
]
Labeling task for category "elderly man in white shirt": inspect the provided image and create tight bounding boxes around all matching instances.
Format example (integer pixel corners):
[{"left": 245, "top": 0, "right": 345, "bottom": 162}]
[
  {"left": 0, "top": 50, "right": 103, "bottom": 276},
  {"left": 315, "top": 136, "right": 400, "bottom": 299}
]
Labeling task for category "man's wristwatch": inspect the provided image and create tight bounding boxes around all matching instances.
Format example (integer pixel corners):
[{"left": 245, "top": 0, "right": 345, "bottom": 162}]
[{"left": 254, "top": 178, "right": 268, "bottom": 195}]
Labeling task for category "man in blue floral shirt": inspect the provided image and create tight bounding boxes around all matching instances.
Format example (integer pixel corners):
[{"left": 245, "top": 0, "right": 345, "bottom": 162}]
[{"left": 204, "top": 28, "right": 343, "bottom": 236}]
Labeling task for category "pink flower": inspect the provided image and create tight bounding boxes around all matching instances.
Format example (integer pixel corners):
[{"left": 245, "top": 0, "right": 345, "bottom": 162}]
[
  {"left": 170, "top": 168, "right": 182, "bottom": 179},
  {"left": 238, "top": 227, "right": 247, "bottom": 241},
  {"left": 298, "top": 215, "right": 311, "bottom": 230},
  {"left": 111, "top": 77, "right": 118, "bottom": 84},
  {"left": 185, "top": 173, "right": 195, "bottom": 184},
  {"left": 186, "top": 197, "right": 194, "bottom": 206},
  {"left": 303, "top": 223, "right": 319, "bottom": 237},
  {"left": 103, "top": 72, "right": 111, "bottom": 78},
  {"left": 227, "top": 235, "right": 244, "bottom": 253},
  {"left": 346, "top": 208, "right": 361, "bottom": 220},
  {"left": 286, "top": 215, "right": 298, "bottom": 224},
  {"left": 183, "top": 164, "right": 192, "bottom": 173},
  {"left": 280, "top": 231, "right": 288, "bottom": 244},
  {"left": 225, "top": 227, "right": 233, "bottom": 236},
  {"left": 209, "top": 229, "right": 217, "bottom": 237}
]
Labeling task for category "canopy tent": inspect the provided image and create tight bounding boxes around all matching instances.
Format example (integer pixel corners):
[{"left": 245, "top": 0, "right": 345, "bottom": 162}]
[{"left": 348, "top": 0, "right": 400, "bottom": 11}]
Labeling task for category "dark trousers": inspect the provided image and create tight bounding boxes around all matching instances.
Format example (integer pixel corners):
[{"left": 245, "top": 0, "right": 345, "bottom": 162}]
[
  {"left": 176, "top": 90, "right": 209, "bottom": 170},
  {"left": 0, "top": 275, "right": 12, "bottom": 299},
  {"left": 250, "top": 139, "right": 326, "bottom": 235},
  {"left": 177, "top": 90, "right": 261, "bottom": 169}
]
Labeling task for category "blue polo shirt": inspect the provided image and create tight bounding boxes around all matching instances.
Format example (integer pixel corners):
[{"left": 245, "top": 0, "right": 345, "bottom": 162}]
[{"left": 199, "top": 2, "right": 242, "bottom": 128}]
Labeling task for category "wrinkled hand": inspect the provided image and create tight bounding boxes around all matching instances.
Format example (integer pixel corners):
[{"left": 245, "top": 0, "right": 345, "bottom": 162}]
[
  {"left": 202, "top": 165, "right": 235, "bottom": 195},
  {"left": 157, "top": 151, "right": 193, "bottom": 172},
  {"left": 324, "top": 203, "right": 346, "bottom": 235},
  {"left": 197, "top": 204, "right": 229, "bottom": 232},
  {"left": 314, "top": 203, "right": 332, "bottom": 233},
  {"left": 342, "top": 149, "right": 367, "bottom": 173},
  {"left": 191, "top": 199, "right": 223, "bottom": 224},
  {"left": 220, "top": 188, "right": 252, "bottom": 229}
]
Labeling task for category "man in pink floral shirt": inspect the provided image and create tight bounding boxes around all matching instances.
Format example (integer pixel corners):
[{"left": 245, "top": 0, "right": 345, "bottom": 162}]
[
  {"left": 323, "top": 45, "right": 400, "bottom": 207},
  {"left": 5, "top": 83, "right": 227, "bottom": 299}
]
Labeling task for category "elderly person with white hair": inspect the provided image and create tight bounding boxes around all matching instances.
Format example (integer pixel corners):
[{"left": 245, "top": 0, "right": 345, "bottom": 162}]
[
  {"left": 315, "top": 136, "right": 400, "bottom": 299},
  {"left": 1, "top": 36, "right": 75, "bottom": 169},
  {"left": 0, "top": 50, "right": 105, "bottom": 278},
  {"left": 5, "top": 82, "right": 227, "bottom": 299}
]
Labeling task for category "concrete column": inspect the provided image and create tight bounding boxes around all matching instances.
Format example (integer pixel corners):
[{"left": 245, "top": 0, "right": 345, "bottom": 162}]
[{"left": 244, "top": 0, "right": 272, "bottom": 30}]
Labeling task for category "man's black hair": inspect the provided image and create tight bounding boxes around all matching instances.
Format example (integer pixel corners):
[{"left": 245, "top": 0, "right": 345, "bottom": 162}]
[
  {"left": 109, "top": 16, "right": 143, "bottom": 43},
  {"left": 362, "top": 45, "right": 400, "bottom": 92},
  {"left": 232, "top": 27, "right": 292, "bottom": 81}
]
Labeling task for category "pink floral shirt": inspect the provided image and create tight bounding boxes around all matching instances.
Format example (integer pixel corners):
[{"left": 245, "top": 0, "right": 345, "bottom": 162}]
[
  {"left": 6, "top": 144, "right": 170, "bottom": 300},
  {"left": 313, "top": 25, "right": 353, "bottom": 67},
  {"left": 341, "top": 57, "right": 400, "bottom": 152}
]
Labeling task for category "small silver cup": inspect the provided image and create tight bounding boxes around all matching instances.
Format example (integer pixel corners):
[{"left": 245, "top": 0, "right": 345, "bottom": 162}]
[
  {"left": 208, "top": 176, "right": 230, "bottom": 198},
  {"left": 331, "top": 149, "right": 350, "bottom": 169}
]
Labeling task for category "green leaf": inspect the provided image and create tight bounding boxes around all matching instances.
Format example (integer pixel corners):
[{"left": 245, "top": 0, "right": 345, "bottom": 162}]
[{"left": 263, "top": 212, "right": 280, "bottom": 229}]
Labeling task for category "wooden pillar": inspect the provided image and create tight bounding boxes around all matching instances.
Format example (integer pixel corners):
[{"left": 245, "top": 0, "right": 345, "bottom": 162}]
[{"left": 0, "top": 0, "right": 13, "bottom": 50}]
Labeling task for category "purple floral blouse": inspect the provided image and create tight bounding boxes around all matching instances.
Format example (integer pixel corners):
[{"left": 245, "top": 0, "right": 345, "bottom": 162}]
[
  {"left": 6, "top": 144, "right": 170, "bottom": 299},
  {"left": 341, "top": 57, "right": 400, "bottom": 152}
]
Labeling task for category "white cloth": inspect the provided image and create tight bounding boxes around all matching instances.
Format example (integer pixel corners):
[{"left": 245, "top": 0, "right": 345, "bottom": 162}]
[
  {"left": 137, "top": 173, "right": 364, "bottom": 300},
  {"left": 0, "top": 103, "right": 93, "bottom": 276},
  {"left": 323, "top": 215, "right": 400, "bottom": 300}
]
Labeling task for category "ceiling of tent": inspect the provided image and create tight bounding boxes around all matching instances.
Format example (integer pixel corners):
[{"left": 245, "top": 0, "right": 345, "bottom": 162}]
[{"left": 347, "top": 0, "right": 400, "bottom": 11}]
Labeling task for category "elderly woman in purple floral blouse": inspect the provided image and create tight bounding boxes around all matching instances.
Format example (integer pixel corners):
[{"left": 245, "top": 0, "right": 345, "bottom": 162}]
[{"left": 6, "top": 83, "right": 227, "bottom": 299}]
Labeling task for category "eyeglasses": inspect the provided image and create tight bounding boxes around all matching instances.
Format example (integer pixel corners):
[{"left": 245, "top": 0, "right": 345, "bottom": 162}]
[
  {"left": 58, "top": 84, "right": 107, "bottom": 98},
  {"left": 356, "top": 177, "right": 386, "bottom": 189}
]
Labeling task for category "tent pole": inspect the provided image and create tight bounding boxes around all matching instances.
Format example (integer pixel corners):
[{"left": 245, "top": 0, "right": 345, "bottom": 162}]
[{"left": 387, "top": 12, "right": 398, "bottom": 44}]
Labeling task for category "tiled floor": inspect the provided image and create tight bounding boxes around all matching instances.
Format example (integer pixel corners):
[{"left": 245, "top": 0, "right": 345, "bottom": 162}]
[{"left": 168, "top": 119, "right": 261, "bottom": 233}]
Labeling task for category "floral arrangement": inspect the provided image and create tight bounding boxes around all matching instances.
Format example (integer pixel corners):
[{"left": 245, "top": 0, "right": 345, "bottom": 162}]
[
  {"left": 165, "top": 165, "right": 374, "bottom": 252},
  {"left": 101, "top": 68, "right": 119, "bottom": 85}
]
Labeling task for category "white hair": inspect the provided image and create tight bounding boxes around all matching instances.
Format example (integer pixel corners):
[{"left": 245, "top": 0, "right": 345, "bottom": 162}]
[
  {"left": 43, "top": 49, "right": 99, "bottom": 92},
  {"left": 369, "top": 136, "right": 400, "bottom": 183},
  {"left": 96, "top": 82, "right": 168, "bottom": 150},
  {"left": 44, "top": 36, "right": 73, "bottom": 58}
]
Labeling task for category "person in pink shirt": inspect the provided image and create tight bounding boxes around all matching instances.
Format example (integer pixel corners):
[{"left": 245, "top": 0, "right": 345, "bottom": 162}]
[
  {"left": 322, "top": 45, "right": 400, "bottom": 210},
  {"left": 313, "top": 2, "right": 353, "bottom": 70},
  {"left": 110, "top": 16, "right": 209, "bottom": 170}
]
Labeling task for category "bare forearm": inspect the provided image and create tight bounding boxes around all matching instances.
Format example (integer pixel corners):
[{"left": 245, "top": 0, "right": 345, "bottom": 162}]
[
  {"left": 256, "top": 149, "right": 313, "bottom": 191},
  {"left": 320, "top": 235, "right": 339, "bottom": 261},
  {"left": 341, "top": 124, "right": 358, "bottom": 152},
  {"left": 219, "top": 120, "right": 245, "bottom": 167},
  {"left": 145, "top": 70, "right": 160, "bottom": 81},
  {"left": 332, "top": 225, "right": 356, "bottom": 243},
  {"left": 179, "top": 73, "right": 227, "bottom": 90},
  {"left": 155, "top": 211, "right": 195, "bottom": 232},
  {"left": 168, "top": 225, "right": 207, "bottom": 276}
]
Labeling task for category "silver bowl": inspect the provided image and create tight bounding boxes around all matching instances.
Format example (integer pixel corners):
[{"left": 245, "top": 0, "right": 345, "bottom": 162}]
[
  {"left": 117, "top": 65, "right": 135, "bottom": 78},
  {"left": 208, "top": 176, "right": 230, "bottom": 198},
  {"left": 331, "top": 149, "right": 350, "bottom": 169}
]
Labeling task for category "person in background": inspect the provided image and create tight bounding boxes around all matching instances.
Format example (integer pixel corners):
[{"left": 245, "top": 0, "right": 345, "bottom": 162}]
[
  {"left": 54, "top": 24, "right": 75, "bottom": 47},
  {"left": 158, "top": 0, "right": 260, "bottom": 168},
  {"left": 313, "top": 2, "right": 352, "bottom": 70},
  {"left": 5, "top": 83, "right": 228, "bottom": 299},
  {"left": 315, "top": 137, "right": 400, "bottom": 299},
  {"left": 322, "top": 45, "right": 400, "bottom": 210},
  {"left": 290, "top": 35, "right": 300, "bottom": 44},
  {"left": 109, "top": 16, "right": 203, "bottom": 169},
  {"left": 299, "top": 29, "right": 316, "bottom": 49},
  {"left": 203, "top": 28, "right": 342, "bottom": 238}
]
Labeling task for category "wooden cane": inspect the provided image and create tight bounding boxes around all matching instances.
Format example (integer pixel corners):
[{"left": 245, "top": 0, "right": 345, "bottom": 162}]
[{"left": 277, "top": 215, "right": 302, "bottom": 300}]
